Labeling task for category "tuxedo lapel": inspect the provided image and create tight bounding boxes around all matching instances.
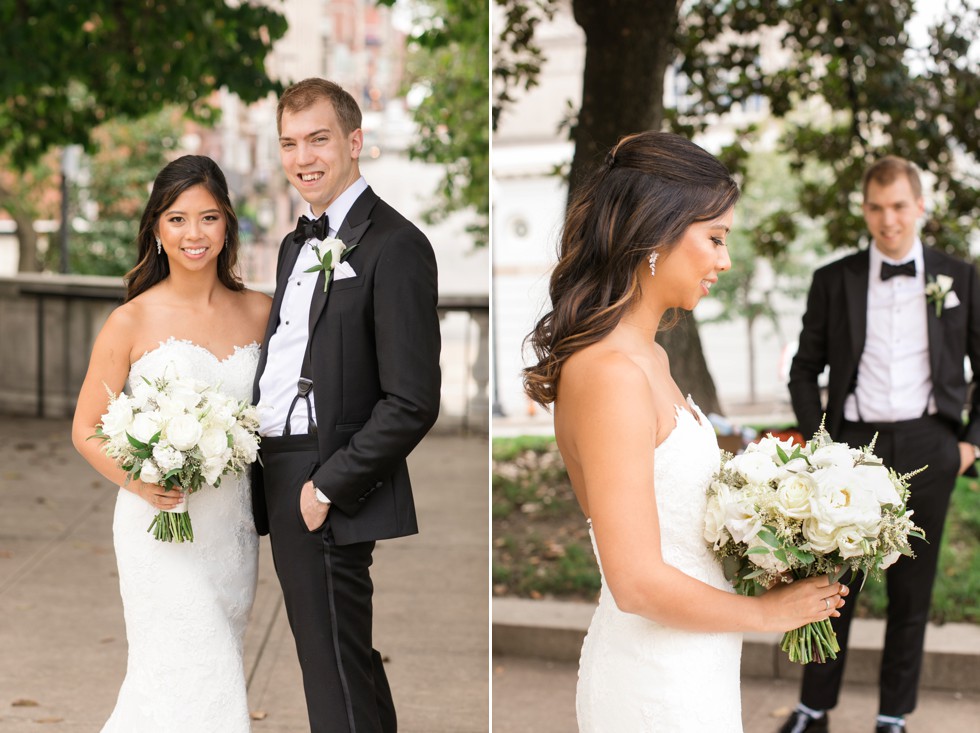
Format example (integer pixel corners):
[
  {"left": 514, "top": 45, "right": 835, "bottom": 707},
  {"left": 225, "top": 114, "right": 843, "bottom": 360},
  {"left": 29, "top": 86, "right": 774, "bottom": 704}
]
[
  {"left": 307, "top": 188, "right": 379, "bottom": 332},
  {"left": 843, "top": 250, "right": 870, "bottom": 363},
  {"left": 922, "top": 245, "right": 945, "bottom": 383}
]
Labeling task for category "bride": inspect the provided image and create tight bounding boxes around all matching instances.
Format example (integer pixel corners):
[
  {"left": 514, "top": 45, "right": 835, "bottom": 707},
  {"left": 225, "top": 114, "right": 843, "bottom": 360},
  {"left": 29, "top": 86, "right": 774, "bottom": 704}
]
[
  {"left": 523, "top": 131, "right": 848, "bottom": 732},
  {"left": 72, "top": 155, "right": 271, "bottom": 732}
]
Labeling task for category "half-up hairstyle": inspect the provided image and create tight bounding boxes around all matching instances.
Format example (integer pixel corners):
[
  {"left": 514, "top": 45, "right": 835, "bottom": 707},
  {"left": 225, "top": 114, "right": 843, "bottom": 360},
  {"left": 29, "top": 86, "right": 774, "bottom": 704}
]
[
  {"left": 523, "top": 131, "right": 739, "bottom": 406},
  {"left": 124, "top": 155, "right": 244, "bottom": 302}
]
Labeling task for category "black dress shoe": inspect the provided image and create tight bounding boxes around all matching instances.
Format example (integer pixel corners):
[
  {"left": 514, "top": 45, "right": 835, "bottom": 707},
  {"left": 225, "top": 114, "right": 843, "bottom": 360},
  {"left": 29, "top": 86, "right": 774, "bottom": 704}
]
[
  {"left": 777, "top": 710, "right": 829, "bottom": 733},
  {"left": 875, "top": 725, "right": 905, "bottom": 733}
]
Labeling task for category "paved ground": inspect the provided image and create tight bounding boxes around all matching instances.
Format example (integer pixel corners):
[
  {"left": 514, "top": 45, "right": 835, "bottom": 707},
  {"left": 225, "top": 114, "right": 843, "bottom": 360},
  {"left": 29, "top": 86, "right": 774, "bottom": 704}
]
[
  {"left": 0, "top": 418, "right": 488, "bottom": 732},
  {"left": 492, "top": 655, "right": 980, "bottom": 733}
]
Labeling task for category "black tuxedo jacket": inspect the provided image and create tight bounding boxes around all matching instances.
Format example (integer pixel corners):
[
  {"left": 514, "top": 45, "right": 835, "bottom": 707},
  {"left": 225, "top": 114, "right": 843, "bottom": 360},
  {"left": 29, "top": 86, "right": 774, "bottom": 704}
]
[
  {"left": 789, "top": 245, "right": 980, "bottom": 451},
  {"left": 252, "top": 187, "right": 442, "bottom": 545}
]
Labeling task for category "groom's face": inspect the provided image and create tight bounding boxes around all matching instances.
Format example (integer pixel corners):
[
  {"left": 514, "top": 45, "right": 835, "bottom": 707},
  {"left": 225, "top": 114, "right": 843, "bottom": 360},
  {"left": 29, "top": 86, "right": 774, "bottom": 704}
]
[
  {"left": 862, "top": 174, "right": 924, "bottom": 261},
  {"left": 279, "top": 98, "right": 363, "bottom": 216}
]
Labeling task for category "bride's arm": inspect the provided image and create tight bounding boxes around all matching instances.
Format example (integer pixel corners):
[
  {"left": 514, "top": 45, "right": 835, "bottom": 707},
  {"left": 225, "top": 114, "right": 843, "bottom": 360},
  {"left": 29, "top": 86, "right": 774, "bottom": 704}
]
[
  {"left": 564, "top": 353, "right": 843, "bottom": 634},
  {"left": 71, "top": 308, "right": 177, "bottom": 507}
]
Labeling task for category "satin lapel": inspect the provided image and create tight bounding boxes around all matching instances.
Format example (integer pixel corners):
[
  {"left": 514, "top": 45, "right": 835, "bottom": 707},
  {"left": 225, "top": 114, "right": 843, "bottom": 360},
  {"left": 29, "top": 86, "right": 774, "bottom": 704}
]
[
  {"left": 922, "top": 245, "right": 944, "bottom": 382},
  {"left": 254, "top": 235, "right": 303, "bottom": 401},
  {"left": 843, "top": 250, "right": 870, "bottom": 363},
  {"left": 307, "top": 188, "right": 378, "bottom": 333}
]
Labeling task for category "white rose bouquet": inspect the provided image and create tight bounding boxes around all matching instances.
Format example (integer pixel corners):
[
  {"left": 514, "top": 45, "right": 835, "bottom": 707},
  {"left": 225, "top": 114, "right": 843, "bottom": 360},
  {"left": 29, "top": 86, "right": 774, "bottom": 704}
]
[
  {"left": 704, "top": 420, "right": 924, "bottom": 664},
  {"left": 91, "top": 372, "right": 260, "bottom": 542}
]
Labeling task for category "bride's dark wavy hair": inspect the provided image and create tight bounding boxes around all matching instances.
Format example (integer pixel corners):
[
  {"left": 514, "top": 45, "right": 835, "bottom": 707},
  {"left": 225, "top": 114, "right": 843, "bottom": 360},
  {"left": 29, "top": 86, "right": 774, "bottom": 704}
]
[
  {"left": 523, "top": 131, "right": 739, "bottom": 407},
  {"left": 124, "top": 155, "right": 244, "bottom": 302}
]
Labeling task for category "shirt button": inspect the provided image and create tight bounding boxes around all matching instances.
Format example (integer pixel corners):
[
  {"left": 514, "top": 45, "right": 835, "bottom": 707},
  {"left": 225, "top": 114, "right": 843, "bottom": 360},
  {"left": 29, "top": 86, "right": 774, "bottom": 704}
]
[{"left": 285, "top": 320, "right": 290, "bottom": 325}]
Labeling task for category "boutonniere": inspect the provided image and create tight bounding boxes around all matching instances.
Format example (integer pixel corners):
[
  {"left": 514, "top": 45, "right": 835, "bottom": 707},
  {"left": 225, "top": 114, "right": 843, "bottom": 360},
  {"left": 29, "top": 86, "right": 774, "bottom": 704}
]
[
  {"left": 305, "top": 237, "right": 359, "bottom": 293},
  {"left": 925, "top": 274, "right": 955, "bottom": 317}
]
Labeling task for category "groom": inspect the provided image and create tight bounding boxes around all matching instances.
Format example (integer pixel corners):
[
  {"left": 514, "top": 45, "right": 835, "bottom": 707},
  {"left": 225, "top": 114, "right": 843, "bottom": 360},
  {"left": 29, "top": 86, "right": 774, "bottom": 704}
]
[
  {"left": 252, "top": 78, "right": 441, "bottom": 732},
  {"left": 783, "top": 155, "right": 980, "bottom": 733}
]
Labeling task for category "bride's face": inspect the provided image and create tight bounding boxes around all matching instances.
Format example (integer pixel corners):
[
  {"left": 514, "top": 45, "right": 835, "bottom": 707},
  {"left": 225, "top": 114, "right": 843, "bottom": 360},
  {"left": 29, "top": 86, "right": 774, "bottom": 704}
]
[
  {"left": 155, "top": 184, "right": 227, "bottom": 272},
  {"left": 654, "top": 207, "right": 733, "bottom": 311}
]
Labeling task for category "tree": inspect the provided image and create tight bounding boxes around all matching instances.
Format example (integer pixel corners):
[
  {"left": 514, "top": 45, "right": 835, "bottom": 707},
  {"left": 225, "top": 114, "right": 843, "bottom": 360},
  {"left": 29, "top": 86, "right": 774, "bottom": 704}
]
[
  {"left": 381, "top": 0, "right": 490, "bottom": 247},
  {"left": 495, "top": 0, "right": 980, "bottom": 414},
  {"left": 0, "top": 0, "right": 287, "bottom": 272},
  {"left": 57, "top": 108, "right": 185, "bottom": 276}
]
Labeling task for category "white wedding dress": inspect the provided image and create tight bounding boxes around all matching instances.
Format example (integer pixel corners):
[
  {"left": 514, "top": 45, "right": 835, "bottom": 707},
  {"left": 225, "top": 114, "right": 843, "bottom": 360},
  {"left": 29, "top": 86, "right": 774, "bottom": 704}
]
[
  {"left": 577, "top": 400, "right": 743, "bottom": 732},
  {"left": 102, "top": 338, "right": 260, "bottom": 733}
]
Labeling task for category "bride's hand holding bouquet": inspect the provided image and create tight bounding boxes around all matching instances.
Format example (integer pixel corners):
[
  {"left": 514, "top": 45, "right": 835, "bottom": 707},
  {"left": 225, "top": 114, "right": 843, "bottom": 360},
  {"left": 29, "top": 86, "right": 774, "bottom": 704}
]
[
  {"left": 704, "top": 420, "right": 924, "bottom": 663},
  {"left": 91, "top": 368, "right": 260, "bottom": 543}
]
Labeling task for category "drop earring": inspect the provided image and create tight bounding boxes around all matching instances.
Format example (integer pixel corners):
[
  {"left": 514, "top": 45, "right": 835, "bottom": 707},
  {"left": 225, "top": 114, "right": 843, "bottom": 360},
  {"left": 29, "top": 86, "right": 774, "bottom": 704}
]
[
  {"left": 648, "top": 251, "right": 658, "bottom": 277},
  {"left": 156, "top": 237, "right": 162, "bottom": 255}
]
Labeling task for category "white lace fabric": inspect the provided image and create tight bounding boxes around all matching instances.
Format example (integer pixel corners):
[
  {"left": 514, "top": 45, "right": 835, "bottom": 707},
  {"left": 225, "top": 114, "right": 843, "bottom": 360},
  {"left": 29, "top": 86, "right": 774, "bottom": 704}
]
[
  {"left": 577, "top": 400, "right": 743, "bottom": 732},
  {"left": 102, "top": 338, "right": 260, "bottom": 733}
]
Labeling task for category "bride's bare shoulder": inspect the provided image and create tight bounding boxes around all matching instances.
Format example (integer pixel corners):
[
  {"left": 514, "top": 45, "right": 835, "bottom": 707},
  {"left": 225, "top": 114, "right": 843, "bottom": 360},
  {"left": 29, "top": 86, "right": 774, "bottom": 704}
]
[{"left": 561, "top": 344, "right": 651, "bottom": 404}]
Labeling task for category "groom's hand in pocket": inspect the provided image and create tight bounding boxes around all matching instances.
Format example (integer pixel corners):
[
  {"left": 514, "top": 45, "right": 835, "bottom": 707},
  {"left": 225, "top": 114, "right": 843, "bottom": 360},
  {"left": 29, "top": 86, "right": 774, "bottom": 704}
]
[{"left": 300, "top": 480, "right": 330, "bottom": 531}]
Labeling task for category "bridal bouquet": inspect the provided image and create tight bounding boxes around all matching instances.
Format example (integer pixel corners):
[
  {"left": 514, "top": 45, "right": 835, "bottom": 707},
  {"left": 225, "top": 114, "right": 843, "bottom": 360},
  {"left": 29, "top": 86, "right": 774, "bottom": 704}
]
[
  {"left": 703, "top": 421, "right": 924, "bottom": 664},
  {"left": 92, "top": 371, "right": 260, "bottom": 543}
]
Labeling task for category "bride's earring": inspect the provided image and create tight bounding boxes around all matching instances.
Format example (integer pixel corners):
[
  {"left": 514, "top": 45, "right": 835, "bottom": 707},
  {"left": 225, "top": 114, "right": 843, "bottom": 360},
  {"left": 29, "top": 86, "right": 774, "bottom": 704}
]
[
  {"left": 648, "top": 251, "right": 658, "bottom": 277},
  {"left": 155, "top": 237, "right": 163, "bottom": 255}
]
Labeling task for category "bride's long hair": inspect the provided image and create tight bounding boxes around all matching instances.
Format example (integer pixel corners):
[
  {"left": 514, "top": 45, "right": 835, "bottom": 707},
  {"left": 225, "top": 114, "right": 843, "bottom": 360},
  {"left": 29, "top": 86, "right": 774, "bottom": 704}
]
[
  {"left": 523, "top": 131, "right": 739, "bottom": 407},
  {"left": 124, "top": 155, "right": 244, "bottom": 302}
]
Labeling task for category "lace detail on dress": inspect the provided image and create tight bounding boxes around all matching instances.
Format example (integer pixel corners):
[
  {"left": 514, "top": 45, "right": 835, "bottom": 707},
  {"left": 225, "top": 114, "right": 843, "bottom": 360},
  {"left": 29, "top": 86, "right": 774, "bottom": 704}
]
[
  {"left": 576, "top": 398, "right": 743, "bottom": 732},
  {"left": 102, "top": 339, "right": 260, "bottom": 733}
]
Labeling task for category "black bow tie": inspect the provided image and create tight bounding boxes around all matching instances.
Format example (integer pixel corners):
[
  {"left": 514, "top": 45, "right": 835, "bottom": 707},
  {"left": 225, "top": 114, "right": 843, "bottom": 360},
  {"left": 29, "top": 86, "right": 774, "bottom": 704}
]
[
  {"left": 292, "top": 214, "right": 329, "bottom": 244},
  {"left": 880, "top": 260, "right": 916, "bottom": 281}
]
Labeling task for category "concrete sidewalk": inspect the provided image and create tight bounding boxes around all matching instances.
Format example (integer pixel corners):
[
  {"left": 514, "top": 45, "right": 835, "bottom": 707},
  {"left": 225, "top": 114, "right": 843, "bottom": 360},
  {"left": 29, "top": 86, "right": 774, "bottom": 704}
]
[
  {"left": 0, "top": 418, "right": 489, "bottom": 732},
  {"left": 493, "top": 597, "right": 980, "bottom": 732}
]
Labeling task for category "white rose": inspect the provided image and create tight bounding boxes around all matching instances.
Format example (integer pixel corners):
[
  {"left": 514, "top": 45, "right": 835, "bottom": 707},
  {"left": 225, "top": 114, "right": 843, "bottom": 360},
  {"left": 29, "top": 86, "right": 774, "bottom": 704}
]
[
  {"left": 166, "top": 414, "right": 204, "bottom": 452},
  {"left": 809, "top": 443, "right": 854, "bottom": 469},
  {"left": 199, "top": 427, "right": 231, "bottom": 460},
  {"left": 774, "top": 472, "right": 816, "bottom": 519},
  {"left": 321, "top": 237, "right": 347, "bottom": 268},
  {"left": 130, "top": 412, "right": 162, "bottom": 444},
  {"left": 726, "top": 451, "right": 779, "bottom": 486},
  {"left": 101, "top": 396, "right": 134, "bottom": 438},
  {"left": 139, "top": 459, "right": 162, "bottom": 485},
  {"left": 152, "top": 443, "right": 185, "bottom": 473},
  {"left": 853, "top": 464, "right": 902, "bottom": 506}
]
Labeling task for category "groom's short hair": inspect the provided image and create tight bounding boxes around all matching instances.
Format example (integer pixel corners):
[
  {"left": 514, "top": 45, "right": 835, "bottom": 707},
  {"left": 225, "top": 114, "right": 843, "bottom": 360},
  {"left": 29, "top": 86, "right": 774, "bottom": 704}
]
[
  {"left": 863, "top": 155, "right": 923, "bottom": 201},
  {"left": 277, "top": 78, "right": 362, "bottom": 136}
]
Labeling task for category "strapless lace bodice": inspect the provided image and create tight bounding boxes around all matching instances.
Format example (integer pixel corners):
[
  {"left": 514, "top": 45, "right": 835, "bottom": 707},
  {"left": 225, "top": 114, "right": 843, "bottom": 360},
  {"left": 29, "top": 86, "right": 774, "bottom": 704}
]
[
  {"left": 577, "top": 399, "right": 743, "bottom": 732},
  {"left": 129, "top": 337, "right": 259, "bottom": 403},
  {"left": 102, "top": 338, "right": 260, "bottom": 733}
]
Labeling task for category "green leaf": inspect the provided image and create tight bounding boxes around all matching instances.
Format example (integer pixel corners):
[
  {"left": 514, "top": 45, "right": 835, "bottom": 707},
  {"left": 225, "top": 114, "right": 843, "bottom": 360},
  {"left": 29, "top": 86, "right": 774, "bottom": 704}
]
[
  {"left": 775, "top": 444, "right": 790, "bottom": 464},
  {"left": 757, "top": 527, "right": 781, "bottom": 548},
  {"left": 746, "top": 546, "right": 771, "bottom": 555}
]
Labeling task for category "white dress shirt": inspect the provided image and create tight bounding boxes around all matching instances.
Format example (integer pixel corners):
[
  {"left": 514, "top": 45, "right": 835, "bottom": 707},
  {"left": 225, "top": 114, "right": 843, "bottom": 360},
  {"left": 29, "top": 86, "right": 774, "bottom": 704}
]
[
  {"left": 258, "top": 176, "right": 369, "bottom": 437},
  {"left": 844, "top": 238, "right": 935, "bottom": 423}
]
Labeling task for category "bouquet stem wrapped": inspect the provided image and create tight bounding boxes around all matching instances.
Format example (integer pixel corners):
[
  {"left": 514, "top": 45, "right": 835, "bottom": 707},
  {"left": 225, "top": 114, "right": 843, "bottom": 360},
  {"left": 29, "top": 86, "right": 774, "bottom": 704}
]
[
  {"left": 91, "top": 371, "right": 260, "bottom": 543},
  {"left": 705, "top": 419, "right": 924, "bottom": 664}
]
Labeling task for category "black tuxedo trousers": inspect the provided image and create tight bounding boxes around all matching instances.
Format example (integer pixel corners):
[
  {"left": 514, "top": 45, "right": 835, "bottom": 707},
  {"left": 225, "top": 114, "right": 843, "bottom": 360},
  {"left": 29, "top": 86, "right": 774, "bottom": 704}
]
[
  {"left": 799, "top": 415, "right": 960, "bottom": 716},
  {"left": 260, "top": 433, "right": 395, "bottom": 733}
]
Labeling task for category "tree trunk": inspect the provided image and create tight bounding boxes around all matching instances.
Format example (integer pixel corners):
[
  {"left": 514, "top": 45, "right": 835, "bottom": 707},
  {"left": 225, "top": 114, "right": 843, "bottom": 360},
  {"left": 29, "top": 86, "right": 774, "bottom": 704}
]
[
  {"left": 14, "top": 212, "right": 40, "bottom": 272},
  {"left": 570, "top": 0, "right": 724, "bottom": 414},
  {"left": 568, "top": 0, "right": 680, "bottom": 201},
  {"left": 655, "top": 314, "right": 721, "bottom": 415}
]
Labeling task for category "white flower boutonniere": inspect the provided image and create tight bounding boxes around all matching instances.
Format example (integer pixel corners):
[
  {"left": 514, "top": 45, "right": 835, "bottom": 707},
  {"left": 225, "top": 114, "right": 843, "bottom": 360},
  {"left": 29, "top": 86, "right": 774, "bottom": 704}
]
[
  {"left": 925, "top": 274, "right": 954, "bottom": 318},
  {"left": 305, "top": 237, "right": 359, "bottom": 293}
]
